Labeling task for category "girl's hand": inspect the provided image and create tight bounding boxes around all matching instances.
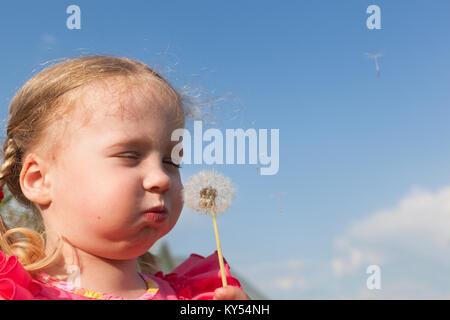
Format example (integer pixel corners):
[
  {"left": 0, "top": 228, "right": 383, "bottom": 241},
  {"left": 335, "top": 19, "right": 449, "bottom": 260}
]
[{"left": 213, "top": 286, "right": 251, "bottom": 300}]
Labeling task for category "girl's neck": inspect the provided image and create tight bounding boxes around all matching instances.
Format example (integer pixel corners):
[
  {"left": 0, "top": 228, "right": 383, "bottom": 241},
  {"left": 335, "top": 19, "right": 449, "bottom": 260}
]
[{"left": 43, "top": 243, "right": 148, "bottom": 299}]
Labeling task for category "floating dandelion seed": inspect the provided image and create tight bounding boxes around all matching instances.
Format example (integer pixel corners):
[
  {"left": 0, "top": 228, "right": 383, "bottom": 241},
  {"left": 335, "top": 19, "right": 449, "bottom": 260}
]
[
  {"left": 270, "top": 191, "right": 286, "bottom": 214},
  {"left": 365, "top": 53, "right": 383, "bottom": 78},
  {"left": 184, "top": 170, "right": 235, "bottom": 287}
]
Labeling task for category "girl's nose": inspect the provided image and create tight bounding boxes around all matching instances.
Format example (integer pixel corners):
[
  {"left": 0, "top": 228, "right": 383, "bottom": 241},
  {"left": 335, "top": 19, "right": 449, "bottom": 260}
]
[{"left": 143, "top": 163, "right": 171, "bottom": 193}]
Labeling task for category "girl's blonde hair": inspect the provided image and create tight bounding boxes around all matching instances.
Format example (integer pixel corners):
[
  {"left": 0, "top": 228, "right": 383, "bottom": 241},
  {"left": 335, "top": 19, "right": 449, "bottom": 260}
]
[{"left": 0, "top": 55, "right": 185, "bottom": 276}]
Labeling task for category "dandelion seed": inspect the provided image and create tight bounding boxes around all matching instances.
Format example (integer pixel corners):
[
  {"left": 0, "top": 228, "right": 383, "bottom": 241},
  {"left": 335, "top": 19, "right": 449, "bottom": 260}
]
[
  {"left": 183, "top": 170, "right": 235, "bottom": 287},
  {"left": 365, "top": 52, "right": 383, "bottom": 78},
  {"left": 271, "top": 191, "right": 286, "bottom": 214}
]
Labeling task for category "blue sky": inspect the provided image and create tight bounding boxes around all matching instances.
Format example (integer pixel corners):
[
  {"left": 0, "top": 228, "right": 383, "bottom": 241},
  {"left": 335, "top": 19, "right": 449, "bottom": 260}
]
[{"left": 1, "top": 1, "right": 450, "bottom": 299}]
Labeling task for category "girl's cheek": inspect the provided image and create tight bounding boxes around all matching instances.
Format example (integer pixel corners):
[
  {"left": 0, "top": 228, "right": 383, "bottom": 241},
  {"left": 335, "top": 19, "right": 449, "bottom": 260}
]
[{"left": 172, "top": 179, "right": 184, "bottom": 214}]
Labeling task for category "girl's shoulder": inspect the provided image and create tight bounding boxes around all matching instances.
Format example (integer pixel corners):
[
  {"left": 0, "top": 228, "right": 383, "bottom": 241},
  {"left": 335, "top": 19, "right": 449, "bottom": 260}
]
[
  {"left": 0, "top": 250, "right": 37, "bottom": 300},
  {"left": 148, "top": 250, "right": 242, "bottom": 300},
  {"left": 0, "top": 250, "right": 92, "bottom": 300}
]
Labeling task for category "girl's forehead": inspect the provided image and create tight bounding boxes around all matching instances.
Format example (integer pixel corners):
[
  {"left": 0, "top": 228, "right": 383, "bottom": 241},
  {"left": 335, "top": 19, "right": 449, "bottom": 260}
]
[{"left": 68, "top": 76, "right": 183, "bottom": 128}]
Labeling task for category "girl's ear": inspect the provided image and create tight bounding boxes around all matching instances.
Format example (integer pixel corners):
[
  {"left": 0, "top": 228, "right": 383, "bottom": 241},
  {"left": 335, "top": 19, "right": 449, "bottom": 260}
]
[{"left": 19, "top": 152, "right": 52, "bottom": 206}]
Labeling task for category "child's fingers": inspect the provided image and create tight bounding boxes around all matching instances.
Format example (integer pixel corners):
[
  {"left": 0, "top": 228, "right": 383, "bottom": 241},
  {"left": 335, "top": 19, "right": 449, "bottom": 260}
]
[{"left": 213, "top": 286, "right": 250, "bottom": 300}]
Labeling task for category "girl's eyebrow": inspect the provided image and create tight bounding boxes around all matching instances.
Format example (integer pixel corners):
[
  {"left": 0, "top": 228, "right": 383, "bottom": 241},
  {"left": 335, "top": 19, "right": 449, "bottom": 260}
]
[
  {"left": 104, "top": 136, "right": 178, "bottom": 151},
  {"left": 104, "top": 137, "right": 153, "bottom": 150}
]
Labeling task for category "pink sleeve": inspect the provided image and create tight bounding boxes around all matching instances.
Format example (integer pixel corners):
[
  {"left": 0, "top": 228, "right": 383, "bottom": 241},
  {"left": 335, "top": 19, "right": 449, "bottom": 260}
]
[
  {"left": 153, "top": 250, "right": 243, "bottom": 300},
  {"left": 0, "top": 251, "right": 40, "bottom": 300}
]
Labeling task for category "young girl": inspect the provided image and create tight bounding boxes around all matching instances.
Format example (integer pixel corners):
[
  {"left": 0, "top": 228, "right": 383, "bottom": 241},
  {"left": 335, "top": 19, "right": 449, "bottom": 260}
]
[{"left": 0, "top": 56, "right": 248, "bottom": 300}]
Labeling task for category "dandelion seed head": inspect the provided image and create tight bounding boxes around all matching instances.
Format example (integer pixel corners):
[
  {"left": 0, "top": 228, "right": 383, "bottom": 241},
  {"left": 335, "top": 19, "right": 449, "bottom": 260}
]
[{"left": 183, "top": 170, "right": 235, "bottom": 214}]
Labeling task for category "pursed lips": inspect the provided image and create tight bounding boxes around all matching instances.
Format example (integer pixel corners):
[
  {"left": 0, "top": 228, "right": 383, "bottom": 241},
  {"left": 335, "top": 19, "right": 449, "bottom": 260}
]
[{"left": 141, "top": 205, "right": 168, "bottom": 223}]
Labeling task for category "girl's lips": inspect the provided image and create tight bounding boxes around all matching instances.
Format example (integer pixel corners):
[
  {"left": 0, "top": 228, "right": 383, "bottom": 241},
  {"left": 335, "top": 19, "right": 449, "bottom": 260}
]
[
  {"left": 142, "top": 211, "right": 168, "bottom": 223},
  {"left": 142, "top": 205, "right": 168, "bottom": 223},
  {"left": 143, "top": 205, "right": 167, "bottom": 214}
]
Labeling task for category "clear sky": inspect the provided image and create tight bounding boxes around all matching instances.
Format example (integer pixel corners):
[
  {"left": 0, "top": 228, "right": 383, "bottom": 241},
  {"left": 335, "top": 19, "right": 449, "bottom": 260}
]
[{"left": 1, "top": 1, "right": 450, "bottom": 299}]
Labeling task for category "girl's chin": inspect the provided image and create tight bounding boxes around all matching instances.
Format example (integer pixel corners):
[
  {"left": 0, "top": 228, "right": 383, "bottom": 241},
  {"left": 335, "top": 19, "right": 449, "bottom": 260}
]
[
  {"left": 99, "top": 248, "right": 154, "bottom": 261},
  {"left": 122, "top": 235, "right": 160, "bottom": 257},
  {"left": 84, "top": 229, "right": 163, "bottom": 260}
]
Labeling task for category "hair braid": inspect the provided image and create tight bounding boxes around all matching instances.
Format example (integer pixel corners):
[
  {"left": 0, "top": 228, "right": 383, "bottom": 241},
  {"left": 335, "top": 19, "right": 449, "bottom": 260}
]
[
  {"left": 0, "top": 137, "right": 60, "bottom": 273},
  {"left": 0, "top": 138, "right": 19, "bottom": 238}
]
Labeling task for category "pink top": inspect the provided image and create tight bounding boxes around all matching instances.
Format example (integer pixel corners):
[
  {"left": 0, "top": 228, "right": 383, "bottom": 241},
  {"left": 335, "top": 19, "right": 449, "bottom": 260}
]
[{"left": 0, "top": 250, "right": 242, "bottom": 300}]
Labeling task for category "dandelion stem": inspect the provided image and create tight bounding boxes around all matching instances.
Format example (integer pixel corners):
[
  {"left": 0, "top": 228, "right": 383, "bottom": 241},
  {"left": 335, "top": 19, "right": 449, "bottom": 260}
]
[{"left": 211, "top": 207, "right": 227, "bottom": 287}]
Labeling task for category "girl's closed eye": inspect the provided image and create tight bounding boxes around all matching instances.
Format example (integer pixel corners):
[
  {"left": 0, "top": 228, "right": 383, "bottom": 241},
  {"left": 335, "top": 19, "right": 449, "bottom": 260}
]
[
  {"left": 116, "top": 152, "right": 181, "bottom": 169},
  {"left": 115, "top": 152, "right": 141, "bottom": 162},
  {"left": 118, "top": 152, "right": 139, "bottom": 159}
]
